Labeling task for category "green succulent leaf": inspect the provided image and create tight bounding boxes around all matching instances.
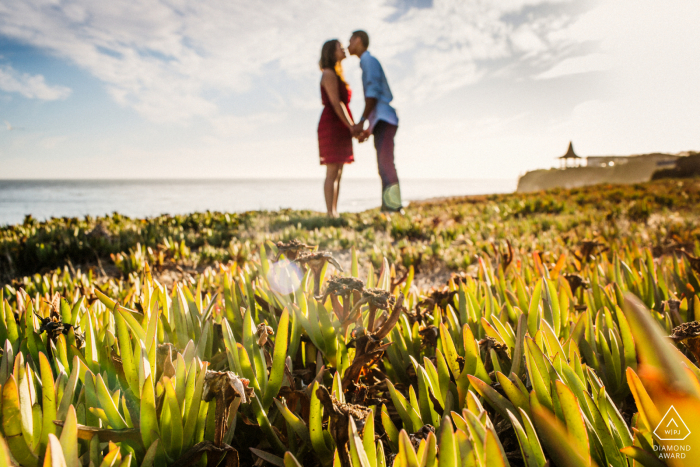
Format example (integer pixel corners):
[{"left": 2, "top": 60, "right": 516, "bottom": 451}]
[
  {"left": 2, "top": 376, "right": 39, "bottom": 467},
  {"left": 263, "top": 308, "right": 289, "bottom": 409}
]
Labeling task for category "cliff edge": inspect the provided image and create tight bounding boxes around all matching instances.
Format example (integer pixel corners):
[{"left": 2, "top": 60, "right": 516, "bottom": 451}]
[{"left": 517, "top": 153, "right": 679, "bottom": 193}]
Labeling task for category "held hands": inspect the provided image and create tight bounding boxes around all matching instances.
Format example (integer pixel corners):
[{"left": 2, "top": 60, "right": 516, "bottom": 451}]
[
  {"left": 351, "top": 123, "right": 371, "bottom": 143},
  {"left": 351, "top": 123, "right": 363, "bottom": 138},
  {"left": 358, "top": 128, "right": 371, "bottom": 143}
]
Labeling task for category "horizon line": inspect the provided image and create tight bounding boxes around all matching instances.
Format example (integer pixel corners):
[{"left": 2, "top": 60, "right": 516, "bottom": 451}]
[{"left": 0, "top": 177, "right": 518, "bottom": 182}]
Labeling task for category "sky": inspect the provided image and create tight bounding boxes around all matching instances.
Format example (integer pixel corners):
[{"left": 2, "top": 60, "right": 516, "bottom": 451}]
[{"left": 1, "top": 0, "right": 699, "bottom": 180}]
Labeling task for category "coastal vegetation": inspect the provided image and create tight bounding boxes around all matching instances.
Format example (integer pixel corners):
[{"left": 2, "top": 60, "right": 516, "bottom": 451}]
[{"left": 1, "top": 178, "right": 700, "bottom": 466}]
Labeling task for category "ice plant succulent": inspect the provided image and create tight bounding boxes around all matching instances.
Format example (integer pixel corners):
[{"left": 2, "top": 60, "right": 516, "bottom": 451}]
[
  {"left": 669, "top": 320, "right": 700, "bottom": 363},
  {"left": 343, "top": 294, "right": 405, "bottom": 391},
  {"left": 315, "top": 384, "right": 371, "bottom": 467},
  {"left": 255, "top": 322, "right": 274, "bottom": 346},
  {"left": 294, "top": 250, "right": 343, "bottom": 295},
  {"left": 274, "top": 239, "right": 315, "bottom": 261},
  {"left": 318, "top": 275, "right": 364, "bottom": 303},
  {"left": 1, "top": 179, "right": 700, "bottom": 466},
  {"left": 349, "top": 287, "right": 396, "bottom": 334},
  {"left": 318, "top": 275, "right": 364, "bottom": 329},
  {"left": 35, "top": 295, "right": 85, "bottom": 348},
  {"left": 417, "top": 286, "right": 457, "bottom": 312}
]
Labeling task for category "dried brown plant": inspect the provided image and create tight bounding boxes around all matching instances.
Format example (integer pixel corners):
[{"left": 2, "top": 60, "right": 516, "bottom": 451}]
[
  {"left": 572, "top": 240, "right": 608, "bottom": 266},
  {"left": 294, "top": 251, "right": 343, "bottom": 295},
  {"left": 274, "top": 239, "right": 314, "bottom": 261},
  {"left": 670, "top": 321, "right": 700, "bottom": 363}
]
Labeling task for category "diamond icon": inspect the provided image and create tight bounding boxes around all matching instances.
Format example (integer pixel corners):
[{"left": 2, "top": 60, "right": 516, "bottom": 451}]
[{"left": 654, "top": 406, "right": 691, "bottom": 441}]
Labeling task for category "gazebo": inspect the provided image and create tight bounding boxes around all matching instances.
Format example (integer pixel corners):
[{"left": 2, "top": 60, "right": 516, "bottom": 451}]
[{"left": 558, "top": 141, "right": 582, "bottom": 168}]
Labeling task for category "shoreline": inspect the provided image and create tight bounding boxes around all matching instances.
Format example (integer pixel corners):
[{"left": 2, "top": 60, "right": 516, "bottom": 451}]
[{"left": 0, "top": 178, "right": 517, "bottom": 226}]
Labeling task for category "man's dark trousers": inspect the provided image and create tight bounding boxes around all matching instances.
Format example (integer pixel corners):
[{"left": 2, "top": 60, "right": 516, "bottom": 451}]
[{"left": 373, "top": 120, "right": 402, "bottom": 210}]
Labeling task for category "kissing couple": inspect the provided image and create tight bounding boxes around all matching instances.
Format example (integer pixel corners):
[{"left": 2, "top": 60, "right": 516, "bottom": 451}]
[{"left": 318, "top": 30, "right": 403, "bottom": 218}]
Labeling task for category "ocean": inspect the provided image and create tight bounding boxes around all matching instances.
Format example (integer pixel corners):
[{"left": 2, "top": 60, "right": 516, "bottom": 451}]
[{"left": 0, "top": 178, "right": 516, "bottom": 226}]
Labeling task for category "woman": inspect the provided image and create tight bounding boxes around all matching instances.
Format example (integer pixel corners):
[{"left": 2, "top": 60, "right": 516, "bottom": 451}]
[{"left": 318, "top": 39, "right": 355, "bottom": 218}]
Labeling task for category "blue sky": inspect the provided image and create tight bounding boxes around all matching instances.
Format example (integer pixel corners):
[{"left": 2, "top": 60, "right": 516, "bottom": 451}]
[{"left": 1, "top": 0, "right": 699, "bottom": 179}]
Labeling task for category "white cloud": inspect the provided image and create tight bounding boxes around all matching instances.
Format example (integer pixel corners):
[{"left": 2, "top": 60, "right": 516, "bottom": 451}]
[
  {"left": 548, "top": 0, "right": 700, "bottom": 156},
  {"left": 510, "top": 25, "right": 547, "bottom": 56},
  {"left": 0, "top": 64, "right": 71, "bottom": 100},
  {"left": 0, "top": 0, "right": 580, "bottom": 122},
  {"left": 535, "top": 53, "right": 611, "bottom": 79}
]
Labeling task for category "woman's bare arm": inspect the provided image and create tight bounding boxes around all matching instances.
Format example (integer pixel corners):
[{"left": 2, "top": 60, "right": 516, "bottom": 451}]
[{"left": 321, "top": 69, "right": 354, "bottom": 130}]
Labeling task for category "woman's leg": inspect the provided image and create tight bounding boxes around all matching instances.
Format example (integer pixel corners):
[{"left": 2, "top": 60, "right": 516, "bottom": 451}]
[
  {"left": 332, "top": 165, "right": 343, "bottom": 217},
  {"left": 324, "top": 164, "right": 341, "bottom": 217}
]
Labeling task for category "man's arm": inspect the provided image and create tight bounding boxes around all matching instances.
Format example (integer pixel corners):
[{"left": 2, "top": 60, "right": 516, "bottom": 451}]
[
  {"left": 353, "top": 56, "right": 383, "bottom": 137},
  {"left": 360, "top": 98, "right": 377, "bottom": 123}
]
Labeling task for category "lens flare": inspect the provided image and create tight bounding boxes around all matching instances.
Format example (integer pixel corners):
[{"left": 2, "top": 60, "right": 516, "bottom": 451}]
[{"left": 267, "top": 259, "right": 303, "bottom": 294}]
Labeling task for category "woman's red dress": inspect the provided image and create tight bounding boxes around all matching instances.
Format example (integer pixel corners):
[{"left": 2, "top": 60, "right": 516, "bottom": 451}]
[{"left": 318, "top": 75, "right": 354, "bottom": 165}]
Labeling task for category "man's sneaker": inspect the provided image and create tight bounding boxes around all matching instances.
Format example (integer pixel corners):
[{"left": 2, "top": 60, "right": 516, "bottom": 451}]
[{"left": 381, "top": 205, "right": 405, "bottom": 215}]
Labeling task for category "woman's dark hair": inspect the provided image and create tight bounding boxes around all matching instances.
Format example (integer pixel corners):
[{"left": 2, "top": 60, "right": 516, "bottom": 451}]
[{"left": 319, "top": 39, "right": 346, "bottom": 85}]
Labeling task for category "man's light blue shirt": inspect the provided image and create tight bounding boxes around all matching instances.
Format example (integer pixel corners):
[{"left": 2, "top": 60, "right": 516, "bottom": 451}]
[{"left": 359, "top": 51, "right": 398, "bottom": 131}]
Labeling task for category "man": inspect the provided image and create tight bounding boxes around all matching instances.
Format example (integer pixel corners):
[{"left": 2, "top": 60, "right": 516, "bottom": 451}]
[{"left": 348, "top": 30, "right": 403, "bottom": 213}]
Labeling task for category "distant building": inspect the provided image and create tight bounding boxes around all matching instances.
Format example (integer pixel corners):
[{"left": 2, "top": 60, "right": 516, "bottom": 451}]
[
  {"left": 586, "top": 156, "right": 630, "bottom": 167},
  {"left": 586, "top": 153, "right": 677, "bottom": 168},
  {"left": 557, "top": 142, "right": 677, "bottom": 169},
  {"left": 558, "top": 142, "right": 582, "bottom": 168}
]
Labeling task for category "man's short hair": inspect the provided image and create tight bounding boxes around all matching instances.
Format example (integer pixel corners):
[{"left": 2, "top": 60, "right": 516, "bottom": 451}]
[{"left": 352, "top": 30, "right": 369, "bottom": 49}]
